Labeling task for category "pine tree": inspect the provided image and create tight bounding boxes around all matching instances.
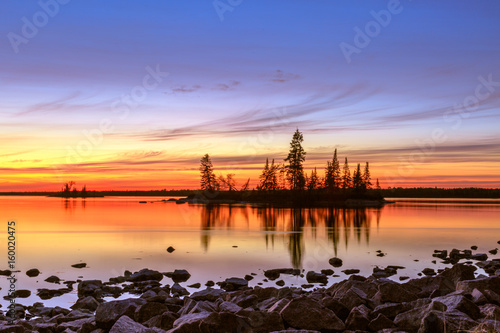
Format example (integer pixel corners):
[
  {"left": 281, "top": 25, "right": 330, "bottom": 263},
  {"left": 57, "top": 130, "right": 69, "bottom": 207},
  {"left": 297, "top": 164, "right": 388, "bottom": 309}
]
[
  {"left": 352, "top": 163, "right": 364, "bottom": 192},
  {"left": 219, "top": 173, "right": 236, "bottom": 191},
  {"left": 324, "top": 149, "right": 341, "bottom": 190},
  {"left": 376, "top": 178, "right": 381, "bottom": 190},
  {"left": 241, "top": 178, "right": 250, "bottom": 191},
  {"left": 307, "top": 167, "right": 319, "bottom": 190},
  {"left": 259, "top": 159, "right": 279, "bottom": 191},
  {"left": 284, "top": 129, "right": 306, "bottom": 190},
  {"left": 258, "top": 158, "right": 270, "bottom": 191},
  {"left": 363, "top": 162, "right": 372, "bottom": 189},
  {"left": 200, "top": 154, "right": 217, "bottom": 191},
  {"left": 341, "top": 157, "right": 351, "bottom": 189}
]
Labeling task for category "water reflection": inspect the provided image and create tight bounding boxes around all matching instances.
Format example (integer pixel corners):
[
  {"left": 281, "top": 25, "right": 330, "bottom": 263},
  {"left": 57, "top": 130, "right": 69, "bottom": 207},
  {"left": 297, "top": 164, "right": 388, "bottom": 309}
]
[{"left": 200, "top": 205, "right": 379, "bottom": 268}]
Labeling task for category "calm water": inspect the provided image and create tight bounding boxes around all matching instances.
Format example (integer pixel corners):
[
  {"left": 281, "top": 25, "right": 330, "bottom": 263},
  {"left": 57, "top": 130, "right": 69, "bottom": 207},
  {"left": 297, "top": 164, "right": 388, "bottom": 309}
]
[{"left": 1, "top": 195, "right": 499, "bottom": 309}]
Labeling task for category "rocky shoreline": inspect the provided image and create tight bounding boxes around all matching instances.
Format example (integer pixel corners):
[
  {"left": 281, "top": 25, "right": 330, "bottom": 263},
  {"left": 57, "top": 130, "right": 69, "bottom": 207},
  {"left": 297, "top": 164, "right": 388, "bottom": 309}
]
[{"left": 1, "top": 249, "right": 500, "bottom": 332}]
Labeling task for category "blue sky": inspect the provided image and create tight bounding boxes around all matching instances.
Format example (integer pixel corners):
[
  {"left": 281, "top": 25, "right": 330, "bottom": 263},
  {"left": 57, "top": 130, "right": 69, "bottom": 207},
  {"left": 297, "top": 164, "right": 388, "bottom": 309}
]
[{"left": 1, "top": 0, "right": 500, "bottom": 189}]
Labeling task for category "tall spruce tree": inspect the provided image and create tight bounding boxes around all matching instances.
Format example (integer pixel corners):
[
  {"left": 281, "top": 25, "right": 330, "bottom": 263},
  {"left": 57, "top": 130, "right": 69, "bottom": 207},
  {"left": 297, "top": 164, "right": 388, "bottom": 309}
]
[
  {"left": 284, "top": 129, "right": 306, "bottom": 190},
  {"left": 363, "top": 162, "right": 372, "bottom": 189},
  {"left": 352, "top": 163, "right": 364, "bottom": 192},
  {"left": 200, "top": 154, "right": 217, "bottom": 191},
  {"left": 341, "top": 157, "right": 351, "bottom": 189},
  {"left": 324, "top": 149, "right": 341, "bottom": 190},
  {"left": 307, "top": 167, "right": 319, "bottom": 190}
]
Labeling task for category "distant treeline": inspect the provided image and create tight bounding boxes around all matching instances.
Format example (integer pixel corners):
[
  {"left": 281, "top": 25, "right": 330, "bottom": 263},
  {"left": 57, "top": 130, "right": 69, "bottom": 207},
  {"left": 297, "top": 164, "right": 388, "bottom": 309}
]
[
  {"left": 0, "top": 189, "right": 196, "bottom": 197},
  {"left": 382, "top": 187, "right": 500, "bottom": 199}
]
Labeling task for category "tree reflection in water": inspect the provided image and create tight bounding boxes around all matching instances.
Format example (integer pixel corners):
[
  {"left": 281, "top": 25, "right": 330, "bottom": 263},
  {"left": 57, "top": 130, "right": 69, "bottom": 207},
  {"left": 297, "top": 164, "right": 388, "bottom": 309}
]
[{"left": 200, "top": 205, "right": 382, "bottom": 268}]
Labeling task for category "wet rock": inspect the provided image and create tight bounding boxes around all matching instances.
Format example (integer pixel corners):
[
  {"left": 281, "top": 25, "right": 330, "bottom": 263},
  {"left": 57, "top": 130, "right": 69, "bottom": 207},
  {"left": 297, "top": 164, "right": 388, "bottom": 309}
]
[
  {"left": 171, "top": 283, "right": 189, "bottom": 296},
  {"left": 320, "top": 269, "right": 334, "bottom": 276},
  {"left": 471, "top": 245, "right": 478, "bottom": 250},
  {"left": 167, "top": 246, "right": 175, "bottom": 253},
  {"left": 44, "top": 275, "right": 61, "bottom": 284},
  {"left": 433, "top": 250, "right": 448, "bottom": 259},
  {"left": 439, "top": 263, "right": 476, "bottom": 285},
  {"left": 374, "top": 280, "right": 418, "bottom": 304},
  {"left": 422, "top": 268, "right": 436, "bottom": 276},
  {"left": 205, "top": 280, "right": 215, "bottom": 287},
  {"left": 170, "top": 269, "right": 191, "bottom": 283},
  {"left": 399, "top": 276, "right": 410, "bottom": 281},
  {"left": 95, "top": 298, "right": 146, "bottom": 329},
  {"left": 372, "top": 266, "right": 398, "bottom": 278},
  {"left": 71, "top": 263, "right": 86, "bottom": 268},
  {"left": 236, "top": 309, "right": 284, "bottom": 333},
  {"left": 276, "top": 280, "right": 285, "bottom": 287},
  {"left": 264, "top": 268, "right": 299, "bottom": 280},
  {"left": 306, "top": 271, "right": 327, "bottom": 284},
  {"left": 190, "top": 288, "right": 226, "bottom": 302},
  {"left": 342, "top": 269, "right": 360, "bottom": 275},
  {"left": 368, "top": 313, "right": 395, "bottom": 331},
  {"left": 471, "top": 253, "right": 488, "bottom": 261},
  {"left": 456, "top": 275, "right": 500, "bottom": 295},
  {"left": 489, "top": 248, "right": 498, "bottom": 255},
  {"left": 0, "top": 270, "right": 12, "bottom": 276},
  {"left": 144, "top": 311, "right": 179, "bottom": 330},
  {"left": 15, "top": 290, "right": 31, "bottom": 298},
  {"left": 187, "top": 282, "right": 201, "bottom": 288},
  {"left": 129, "top": 268, "right": 164, "bottom": 282},
  {"left": 71, "top": 296, "right": 100, "bottom": 312},
  {"left": 394, "top": 300, "right": 447, "bottom": 331},
  {"left": 26, "top": 268, "right": 40, "bottom": 277},
  {"left": 280, "top": 297, "right": 345, "bottom": 331},
  {"left": 221, "top": 277, "right": 248, "bottom": 291},
  {"left": 244, "top": 275, "right": 254, "bottom": 281},
  {"left": 109, "top": 315, "right": 149, "bottom": 333},
  {"left": 433, "top": 294, "right": 482, "bottom": 320},
  {"left": 37, "top": 288, "right": 71, "bottom": 300},
  {"left": 345, "top": 304, "right": 371, "bottom": 330},
  {"left": 134, "top": 302, "right": 169, "bottom": 323},
  {"left": 77, "top": 280, "right": 103, "bottom": 298},
  {"left": 328, "top": 257, "right": 343, "bottom": 267}
]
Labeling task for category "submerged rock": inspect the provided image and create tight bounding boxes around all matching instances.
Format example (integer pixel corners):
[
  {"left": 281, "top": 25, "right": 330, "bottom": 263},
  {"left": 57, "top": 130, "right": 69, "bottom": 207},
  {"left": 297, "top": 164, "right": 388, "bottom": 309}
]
[
  {"left": 329, "top": 257, "right": 343, "bottom": 267},
  {"left": 26, "top": 268, "right": 40, "bottom": 277},
  {"left": 71, "top": 263, "right": 87, "bottom": 268},
  {"left": 171, "top": 269, "right": 191, "bottom": 283},
  {"left": 166, "top": 246, "right": 175, "bottom": 253}
]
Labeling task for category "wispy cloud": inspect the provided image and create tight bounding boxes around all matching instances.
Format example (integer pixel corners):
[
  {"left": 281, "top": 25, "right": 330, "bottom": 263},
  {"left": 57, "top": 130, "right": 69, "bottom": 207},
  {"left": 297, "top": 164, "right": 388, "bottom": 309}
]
[{"left": 270, "top": 70, "right": 299, "bottom": 83}]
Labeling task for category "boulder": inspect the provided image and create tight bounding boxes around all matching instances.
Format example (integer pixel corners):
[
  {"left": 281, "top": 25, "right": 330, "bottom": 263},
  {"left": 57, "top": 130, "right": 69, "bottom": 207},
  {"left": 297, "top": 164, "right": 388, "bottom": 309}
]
[
  {"left": 190, "top": 288, "right": 226, "bottom": 302},
  {"left": 71, "top": 263, "right": 87, "bottom": 268},
  {"left": 134, "top": 302, "right": 169, "bottom": 323},
  {"left": 368, "top": 313, "right": 395, "bottom": 331},
  {"left": 456, "top": 275, "right": 500, "bottom": 294},
  {"left": 171, "top": 269, "right": 191, "bottom": 283},
  {"left": 71, "top": 296, "right": 100, "bottom": 312},
  {"left": 109, "top": 315, "right": 150, "bottom": 333},
  {"left": 433, "top": 294, "right": 482, "bottom": 320},
  {"left": 345, "top": 304, "right": 371, "bottom": 330},
  {"left": 77, "top": 280, "right": 103, "bottom": 298},
  {"left": 342, "top": 269, "right": 360, "bottom": 275},
  {"left": 15, "top": 290, "right": 31, "bottom": 298},
  {"left": 329, "top": 257, "right": 343, "bottom": 267},
  {"left": 279, "top": 297, "right": 345, "bottom": 331},
  {"left": 306, "top": 271, "right": 327, "bottom": 284},
  {"left": 171, "top": 283, "right": 190, "bottom": 296},
  {"left": 129, "top": 268, "right": 163, "bottom": 282},
  {"left": 44, "top": 275, "right": 61, "bottom": 283},
  {"left": 95, "top": 298, "right": 146, "bottom": 329},
  {"left": 221, "top": 277, "right": 248, "bottom": 291},
  {"left": 167, "top": 246, "right": 175, "bottom": 253},
  {"left": 26, "top": 268, "right": 40, "bottom": 277},
  {"left": 374, "top": 280, "right": 418, "bottom": 304},
  {"left": 394, "top": 300, "right": 447, "bottom": 331},
  {"left": 144, "top": 312, "right": 179, "bottom": 330}
]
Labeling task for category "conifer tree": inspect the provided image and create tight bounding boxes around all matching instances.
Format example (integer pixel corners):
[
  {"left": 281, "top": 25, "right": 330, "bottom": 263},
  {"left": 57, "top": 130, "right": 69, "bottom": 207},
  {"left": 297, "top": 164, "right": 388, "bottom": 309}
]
[
  {"left": 307, "top": 167, "right": 319, "bottom": 190},
  {"left": 200, "top": 154, "right": 217, "bottom": 191},
  {"left": 352, "top": 163, "right": 364, "bottom": 192},
  {"left": 341, "top": 157, "right": 351, "bottom": 189},
  {"left": 284, "top": 129, "right": 306, "bottom": 190},
  {"left": 324, "top": 149, "right": 341, "bottom": 190},
  {"left": 363, "top": 162, "right": 372, "bottom": 189}
]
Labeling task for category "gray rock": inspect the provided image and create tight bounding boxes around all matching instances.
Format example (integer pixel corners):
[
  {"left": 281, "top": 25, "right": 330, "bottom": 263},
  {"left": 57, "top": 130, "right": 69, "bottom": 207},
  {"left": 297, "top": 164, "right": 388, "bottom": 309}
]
[
  {"left": 433, "top": 294, "right": 481, "bottom": 320},
  {"left": 368, "top": 313, "right": 395, "bottom": 331},
  {"left": 77, "top": 280, "right": 103, "bottom": 298},
  {"left": 95, "top": 298, "right": 146, "bottom": 329},
  {"left": 190, "top": 288, "right": 225, "bottom": 302},
  {"left": 71, "top": 296, "right": 100, "bottom": 312},
  {"left": 374, "top": 280, "right": 418, "bottom": 304},
  {"left": 109, "top": 315, "right": 150, "bottom": 333},
  {"left": 345, "top": 304, "right": 371, "bottom": 330},
  {"left": 129, "top": 268, "right": 163, "bottom": 282},
  {"left": 144, "top": 312, "right": 178, "bottom": 330},
  {"left": 134, "top": 302, "right": 169, "bottom": 323},
  {"left": 280, "top": 297, "right": 345, "bottom": 331},
  {"left": 222, "top": 277, "right": 248, "bottom": 291},
  {"left": 45, "top": 275, "right": 61, "bottom": 283}
]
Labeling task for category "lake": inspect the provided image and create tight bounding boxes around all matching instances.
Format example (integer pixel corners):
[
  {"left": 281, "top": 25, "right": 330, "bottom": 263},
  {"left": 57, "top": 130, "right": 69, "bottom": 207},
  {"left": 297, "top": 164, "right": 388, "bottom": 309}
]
[{"left": 1, "top": 195, "right": 499, "bottom": 309}]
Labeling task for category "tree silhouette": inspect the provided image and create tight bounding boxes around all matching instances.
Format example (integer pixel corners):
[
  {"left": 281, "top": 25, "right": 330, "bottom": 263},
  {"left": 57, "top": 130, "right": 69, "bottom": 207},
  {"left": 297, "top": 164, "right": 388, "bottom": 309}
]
[
  {"left": 352, "top": 163, "right": 364, "bottom": 192},
  {"left": 284, "top": 129, "right": 306, "bottom": 190},
  {"left": 363, "top": 162, "right": 372, "bottom": 189},
  {"left": 341, "top": 157, "right": 351, "bottom": 190},
  {"left": 241, "top": 178, "right": 250, "bottom": 191},
  {"left": 199, "top": 154, "right": 217, "bottom": 191},
  {"left": 324, "top": 148, "right": 341, "bottom": 190},
  {"left": 218, "top": 173, "right": 236, "bottom": 191},
  {"left": 307, "top": 167, "right": 319, "bottom": 190},
  {"left": 258, "top": 158, "right": 279, "bottom": 191}
]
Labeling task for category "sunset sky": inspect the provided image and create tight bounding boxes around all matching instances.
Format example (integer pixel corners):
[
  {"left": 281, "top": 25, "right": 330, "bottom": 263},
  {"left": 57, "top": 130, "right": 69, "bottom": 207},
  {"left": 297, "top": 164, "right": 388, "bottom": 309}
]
[{"left": 1, "top": 0, "right": 499, "bottom": 191}]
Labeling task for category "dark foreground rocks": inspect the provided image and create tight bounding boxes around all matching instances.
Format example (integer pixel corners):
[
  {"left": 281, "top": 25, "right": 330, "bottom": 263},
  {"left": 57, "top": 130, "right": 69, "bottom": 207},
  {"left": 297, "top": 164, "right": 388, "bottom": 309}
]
[{"left": 1, "top": 263, "right": 500, "bottom": 332}]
